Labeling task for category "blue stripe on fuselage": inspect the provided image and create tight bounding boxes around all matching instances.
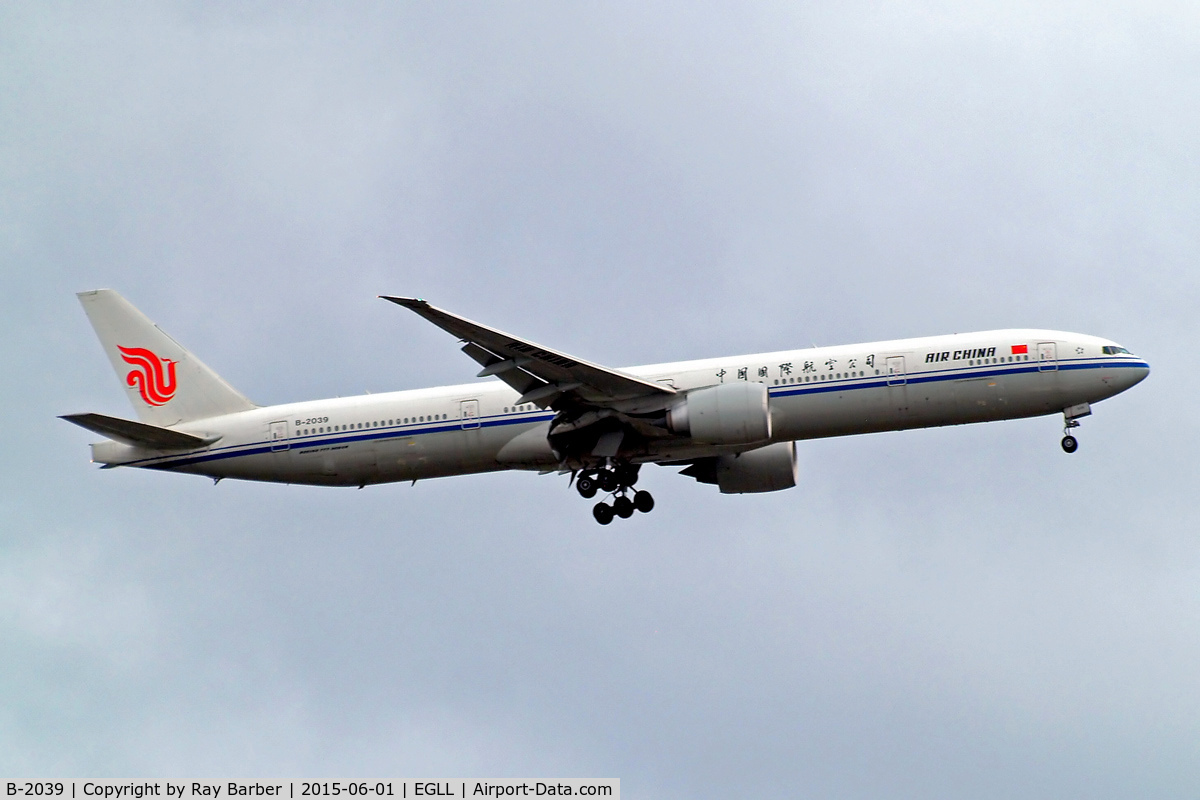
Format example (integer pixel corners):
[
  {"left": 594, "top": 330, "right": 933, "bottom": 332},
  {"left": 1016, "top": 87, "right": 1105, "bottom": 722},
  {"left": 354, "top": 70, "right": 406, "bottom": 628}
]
[
  {"left": 133, "top": 356, "right": 1148, "bottom": 471},
  {"left": 769, "top": 357, "right": 1148, "bottom": 398},
  {"left": 132, "top": 412, "right": 552, "bottom": 470}
]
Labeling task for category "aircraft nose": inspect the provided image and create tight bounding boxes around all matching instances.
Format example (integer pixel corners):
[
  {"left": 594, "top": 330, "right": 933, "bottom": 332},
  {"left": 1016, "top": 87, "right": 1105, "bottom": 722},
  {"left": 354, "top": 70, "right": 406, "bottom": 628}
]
[{"left": 1123, "top": 358, "right": 1150, "bottom": 390}]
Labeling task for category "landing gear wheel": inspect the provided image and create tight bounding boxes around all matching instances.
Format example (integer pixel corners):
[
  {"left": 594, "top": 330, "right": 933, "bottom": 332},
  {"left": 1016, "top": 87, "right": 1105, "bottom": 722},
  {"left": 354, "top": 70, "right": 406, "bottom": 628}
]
[
  {"left": 613, "top": 496, "right": 635, "bottom": 519},
  {"left": 576, "top": 475, "right": 598, "bottom": 499},
  {"left": 593, "top": 502, "right": 614, "bottom": 525},
  {"left": 1061, "top": 435, "right": 1078, "bottom": 453},
  {"left": 633, "top": 490, "right": 655, "bottom": 513},
  {"left": 598, "top": 470, "right": 619, "bottom": 493},
  {"left": 615, "top": 464, "right": 639, "bottom": 488}
]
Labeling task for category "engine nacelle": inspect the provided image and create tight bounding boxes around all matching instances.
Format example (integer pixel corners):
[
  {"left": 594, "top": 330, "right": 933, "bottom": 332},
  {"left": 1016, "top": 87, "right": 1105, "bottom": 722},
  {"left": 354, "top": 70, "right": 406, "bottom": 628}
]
[
  {"left": 667, "top": 381, "right": 771, "bottom": 445},
  {"left": 716, "top": 441, "right": 797, "bottom": 494}
]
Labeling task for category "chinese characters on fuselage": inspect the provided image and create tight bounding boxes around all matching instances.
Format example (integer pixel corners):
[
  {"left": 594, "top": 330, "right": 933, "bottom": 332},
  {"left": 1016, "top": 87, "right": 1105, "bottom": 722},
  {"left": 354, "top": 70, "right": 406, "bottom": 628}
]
[{"left": 718, "top": 354, "right": 878, "bottom": 381}]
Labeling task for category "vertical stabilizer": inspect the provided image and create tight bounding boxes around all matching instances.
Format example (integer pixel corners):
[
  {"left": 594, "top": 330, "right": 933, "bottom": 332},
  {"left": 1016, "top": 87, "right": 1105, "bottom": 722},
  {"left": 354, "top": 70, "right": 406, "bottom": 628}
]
[{"left": 77, "top": 289, "right": 256, "bottom": 426}]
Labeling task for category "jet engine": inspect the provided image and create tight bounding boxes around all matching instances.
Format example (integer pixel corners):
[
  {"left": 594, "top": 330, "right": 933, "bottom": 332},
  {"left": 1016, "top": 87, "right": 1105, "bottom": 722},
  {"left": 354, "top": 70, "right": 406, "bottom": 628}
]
[
  {"left": 666, "top": 382, "right": 771, "bottom": 445},
  {"left": 681, "top": 441, "right": 797, "bottom": 494}
]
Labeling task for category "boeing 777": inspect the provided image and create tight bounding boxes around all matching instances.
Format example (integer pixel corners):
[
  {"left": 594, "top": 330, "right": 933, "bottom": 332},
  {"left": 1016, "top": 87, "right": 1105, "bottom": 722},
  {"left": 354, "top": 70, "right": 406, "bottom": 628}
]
[{"left": 62, "top": 290, "right": 1150, "bottom": 523}]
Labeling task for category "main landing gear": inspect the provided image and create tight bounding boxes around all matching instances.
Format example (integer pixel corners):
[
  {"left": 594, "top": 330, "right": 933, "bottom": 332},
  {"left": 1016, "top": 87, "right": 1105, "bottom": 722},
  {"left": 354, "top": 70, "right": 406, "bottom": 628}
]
[{"left": 575, "top": 462, "right": 654, "bottom": 524}]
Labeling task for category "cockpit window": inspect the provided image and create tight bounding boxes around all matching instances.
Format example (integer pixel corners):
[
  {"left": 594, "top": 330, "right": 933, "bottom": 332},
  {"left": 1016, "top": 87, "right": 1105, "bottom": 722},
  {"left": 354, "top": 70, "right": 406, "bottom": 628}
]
[{"left": 1102, "top": 345, "right": 1131, "bottom": 355}]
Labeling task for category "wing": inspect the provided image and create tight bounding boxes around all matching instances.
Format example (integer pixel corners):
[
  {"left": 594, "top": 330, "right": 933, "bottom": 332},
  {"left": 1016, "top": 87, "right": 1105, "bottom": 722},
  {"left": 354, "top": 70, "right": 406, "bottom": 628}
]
[{"left": 380, "top": 297, "right": 675, "bottom": 408}]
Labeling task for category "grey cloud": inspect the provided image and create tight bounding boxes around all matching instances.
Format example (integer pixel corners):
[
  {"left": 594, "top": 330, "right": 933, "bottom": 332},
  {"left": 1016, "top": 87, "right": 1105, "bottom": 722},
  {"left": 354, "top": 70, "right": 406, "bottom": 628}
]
[{"left": 2, "top": 3, "right": 1198, "bottom": 798}]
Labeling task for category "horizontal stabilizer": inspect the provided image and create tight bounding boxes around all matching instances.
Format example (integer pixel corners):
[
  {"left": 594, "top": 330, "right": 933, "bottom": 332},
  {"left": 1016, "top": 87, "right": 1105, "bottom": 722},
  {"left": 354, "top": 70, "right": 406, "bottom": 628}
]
[{"left": 60, "top": 413, "right": 217, "bottom": 450}]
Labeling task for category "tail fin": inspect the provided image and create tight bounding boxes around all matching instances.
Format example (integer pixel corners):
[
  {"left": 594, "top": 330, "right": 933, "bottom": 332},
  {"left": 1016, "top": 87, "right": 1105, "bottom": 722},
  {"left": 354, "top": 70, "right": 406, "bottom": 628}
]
[{"left": 77, "top": 289, "right": 256, "bottom": 425}]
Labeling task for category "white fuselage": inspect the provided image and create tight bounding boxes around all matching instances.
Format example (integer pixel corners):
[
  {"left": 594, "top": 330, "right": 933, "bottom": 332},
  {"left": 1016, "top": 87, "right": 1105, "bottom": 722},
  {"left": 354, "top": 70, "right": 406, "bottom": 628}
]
[{"left": 89, "top": 329, "right": 1150, "bottom": 486}]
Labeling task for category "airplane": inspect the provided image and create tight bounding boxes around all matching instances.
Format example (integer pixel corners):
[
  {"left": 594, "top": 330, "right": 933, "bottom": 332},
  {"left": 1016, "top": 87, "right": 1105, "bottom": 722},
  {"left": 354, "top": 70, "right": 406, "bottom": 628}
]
[{"left": 62, "top": 289, "right": 1150, "bottom": 524}]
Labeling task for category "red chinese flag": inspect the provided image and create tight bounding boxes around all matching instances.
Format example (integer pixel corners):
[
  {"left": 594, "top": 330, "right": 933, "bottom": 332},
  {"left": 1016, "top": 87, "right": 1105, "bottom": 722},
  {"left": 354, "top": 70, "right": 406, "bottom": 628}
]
[{"left": 1011, "top": 344, "right": 1028, "bottom": 355}]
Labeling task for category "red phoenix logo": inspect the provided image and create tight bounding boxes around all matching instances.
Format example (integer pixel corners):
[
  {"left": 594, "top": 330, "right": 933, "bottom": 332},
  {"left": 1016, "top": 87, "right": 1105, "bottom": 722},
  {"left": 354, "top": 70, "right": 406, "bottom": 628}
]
[{"left": 118, "top": 346, "right": 177, "bottom": 406}]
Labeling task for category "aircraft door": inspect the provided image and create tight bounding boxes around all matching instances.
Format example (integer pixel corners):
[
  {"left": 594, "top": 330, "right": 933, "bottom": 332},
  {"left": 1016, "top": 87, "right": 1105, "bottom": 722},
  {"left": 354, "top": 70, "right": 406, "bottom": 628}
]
[
  {"left": 269, "top": 420, "right": 290, "bottom": 451},
  {"left": 460, "top": 399, "right": 481, "bottom": 429},
  {"left": 1038, "top": 342, "right": 1058, "bottom": 371},
  {"left": 886, "top": 356, "right": 907, "bottom": 386}
]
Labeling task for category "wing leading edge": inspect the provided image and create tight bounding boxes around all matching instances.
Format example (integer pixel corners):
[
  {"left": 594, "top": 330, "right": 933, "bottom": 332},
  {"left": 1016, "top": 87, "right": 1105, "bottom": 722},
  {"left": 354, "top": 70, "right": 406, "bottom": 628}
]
[{"left": 380, "top": 297, "right": 675, "bottom": 409}]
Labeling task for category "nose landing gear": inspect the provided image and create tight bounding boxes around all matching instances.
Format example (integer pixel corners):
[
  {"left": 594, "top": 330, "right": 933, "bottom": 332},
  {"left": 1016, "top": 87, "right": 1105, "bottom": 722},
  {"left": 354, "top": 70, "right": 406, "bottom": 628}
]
[
  {"left": 1060, "top": 402, "right": 1090, "bottom": 454},
  {"left": 576, "top": 462, "right": 654, "bottom": 524}
]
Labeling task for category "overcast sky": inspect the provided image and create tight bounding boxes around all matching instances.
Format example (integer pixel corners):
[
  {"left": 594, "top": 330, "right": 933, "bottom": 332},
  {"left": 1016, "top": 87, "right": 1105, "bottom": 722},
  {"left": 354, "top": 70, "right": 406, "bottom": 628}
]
[{"left": 2, "top": 2, "right": 1198, "bottom": 797}]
